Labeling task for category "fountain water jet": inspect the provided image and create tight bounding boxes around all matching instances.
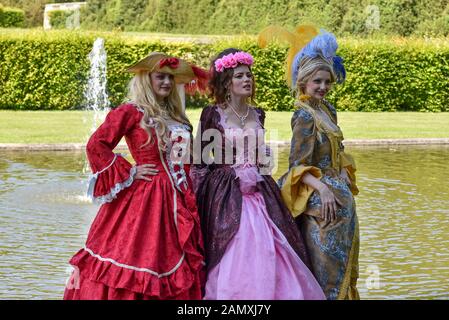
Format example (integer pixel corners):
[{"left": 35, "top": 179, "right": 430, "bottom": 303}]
[
  {"left": 81, "top": 38, "right": 110, "bottom": 198},
  {"left": 84, "top": 38, "right": 110, "bottom": 136}
]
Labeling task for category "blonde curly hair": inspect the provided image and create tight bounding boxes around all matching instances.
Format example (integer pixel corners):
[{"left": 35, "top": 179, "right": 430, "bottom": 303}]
[{"left": 126, "top": 71, "right": 192, "bottom": 151}]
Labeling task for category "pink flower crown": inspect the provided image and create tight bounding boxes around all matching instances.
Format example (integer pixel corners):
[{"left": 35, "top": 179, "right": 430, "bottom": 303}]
[{"left": 214, "top": 51, "right": 254, "bottom": 73}]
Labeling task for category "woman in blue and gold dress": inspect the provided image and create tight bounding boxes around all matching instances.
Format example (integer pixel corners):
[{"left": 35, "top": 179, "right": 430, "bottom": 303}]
[{"left": 260, "top": 25, "right": 360, "bottom": 300}]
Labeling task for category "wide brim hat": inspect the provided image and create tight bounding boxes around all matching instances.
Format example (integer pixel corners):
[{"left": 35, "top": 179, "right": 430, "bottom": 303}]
[{"left": 125, "top": 52, "right": 196, "bottom": 84}]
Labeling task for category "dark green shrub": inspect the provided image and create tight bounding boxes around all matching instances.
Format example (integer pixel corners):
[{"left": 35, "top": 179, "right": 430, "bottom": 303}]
[{"left": 0, "top": 5, "right": 25, "bottom": 28}]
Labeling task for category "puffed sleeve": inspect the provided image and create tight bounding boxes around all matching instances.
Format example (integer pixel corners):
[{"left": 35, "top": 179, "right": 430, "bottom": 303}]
[
  {"left": 288, "top": 108, "right": 317, "bottom": 168},
  {"left": 279, "top": 108, "right": 322, "bottom": 218},
  {"left": 189, "top": 106, "right": 214, "bottom": 194},
  {"left": 86, "top": 104, "right": 139, "bottom": 204}
]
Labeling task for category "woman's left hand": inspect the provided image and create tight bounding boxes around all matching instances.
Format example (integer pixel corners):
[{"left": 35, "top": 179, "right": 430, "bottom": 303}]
[{"left": 135, "top": 164, "right": 159, "bottom": 182}]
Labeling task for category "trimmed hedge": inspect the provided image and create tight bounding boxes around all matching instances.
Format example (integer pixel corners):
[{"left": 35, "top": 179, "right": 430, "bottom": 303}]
[
  {"left": 329, "top": 38, "right": 449, "bottom": 111},
  {"left": 0, "top": 6, "right": 25, "bottom": 28},
  {"left": 1, "top": 30, "right": 448, "bottom": 111}
]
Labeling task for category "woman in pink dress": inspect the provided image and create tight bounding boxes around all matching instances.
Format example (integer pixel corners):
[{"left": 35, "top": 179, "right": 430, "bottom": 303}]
[
  {"left": 190, "top": 48, "right": 325, "bottom": 300},
  {"left": 64, "top": 52, "right": 207, "bottom": 300}
]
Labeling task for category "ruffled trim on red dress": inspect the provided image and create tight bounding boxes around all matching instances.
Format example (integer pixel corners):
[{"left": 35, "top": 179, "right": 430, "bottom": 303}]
[
  {"left": 69, "top": 242, "right": 204, "bottom": 299},
  {"left": 68, "top": 219, "right": 204, "bottom": 299},
  {"left": 87, "top": 154, "right": 136, "bottom": 204},
  {"left": 69, "top": 186, "right": 205, "bottom": 299}
]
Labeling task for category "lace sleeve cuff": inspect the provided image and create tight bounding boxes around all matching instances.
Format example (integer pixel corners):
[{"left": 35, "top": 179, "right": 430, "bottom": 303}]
[{"left": 87, "top": 154, "right": 137, "bottom": 204}]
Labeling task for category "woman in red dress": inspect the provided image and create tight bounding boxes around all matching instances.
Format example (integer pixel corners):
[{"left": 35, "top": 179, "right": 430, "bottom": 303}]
[{"left": 63, "top": 52, "right": 206, "bottom": 300}]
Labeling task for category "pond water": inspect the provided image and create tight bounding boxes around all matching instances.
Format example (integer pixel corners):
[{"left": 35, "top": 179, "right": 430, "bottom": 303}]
[{"left": 1, "top": 145, "right": 448, "bottom": 299}]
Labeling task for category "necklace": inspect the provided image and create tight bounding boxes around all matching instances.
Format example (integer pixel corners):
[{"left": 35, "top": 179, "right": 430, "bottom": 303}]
[
  {"left": 228, "top": 102, "right": 250, "bottom": 127},
  {"left": 307, "top": 98, "right": 322, "bottom": 109},
  {"left": 159, "top": 100, "right": 170, "bottom": 110}
]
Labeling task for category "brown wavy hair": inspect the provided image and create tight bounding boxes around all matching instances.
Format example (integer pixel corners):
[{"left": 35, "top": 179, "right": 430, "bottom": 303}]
[{"left": 208, "top": 48, "right": 256, "bottom": 105}]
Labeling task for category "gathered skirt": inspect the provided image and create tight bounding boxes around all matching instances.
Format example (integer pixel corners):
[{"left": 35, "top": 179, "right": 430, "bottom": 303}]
[{"left": 204, "top": 191, "right": 325, "bottom": 300}]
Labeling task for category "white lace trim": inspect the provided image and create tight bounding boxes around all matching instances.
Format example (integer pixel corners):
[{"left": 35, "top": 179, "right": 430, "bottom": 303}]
[
  {"left": 83, "top": 247, "right": 185, "bottom": 278},
  {"left": 87, "top": 165, "right": 137, "bottom": 205},
  {"left": 166, "top": 125, "right": 190, "bottom": 192},
  {"left": 135, "top": 105, "right": 143, "bottom": 113},
  {"left": 158, "top": 143, "right": 178, "bottom": 228}
]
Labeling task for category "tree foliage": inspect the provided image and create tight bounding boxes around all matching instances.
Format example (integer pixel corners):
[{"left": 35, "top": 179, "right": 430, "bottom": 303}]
[{"left": 3, "top": 0, "right": 449, "bottom": 36}]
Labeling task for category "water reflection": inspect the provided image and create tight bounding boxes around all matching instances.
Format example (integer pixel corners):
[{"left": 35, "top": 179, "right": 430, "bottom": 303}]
[
  {"left": 1, "top": 146, "right": 448, "bottom": 299},
  {"left": 0, "top": 151, "right": 97, "bottom": 299}
]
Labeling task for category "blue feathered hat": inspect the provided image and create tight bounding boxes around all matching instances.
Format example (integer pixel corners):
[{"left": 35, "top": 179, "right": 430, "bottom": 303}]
[{"left": 291, "top": 30, "right": 346, "bottom": 86}]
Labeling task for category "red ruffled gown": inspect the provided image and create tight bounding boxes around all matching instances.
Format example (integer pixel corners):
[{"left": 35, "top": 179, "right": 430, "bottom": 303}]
[{"left": 64, "top": 103, "right": 205, "bottom": 300}]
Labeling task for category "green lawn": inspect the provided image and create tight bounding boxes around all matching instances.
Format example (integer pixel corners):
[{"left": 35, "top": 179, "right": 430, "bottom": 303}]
[{"left": 1, "top": 110, "right": 449, "bottom": 144}]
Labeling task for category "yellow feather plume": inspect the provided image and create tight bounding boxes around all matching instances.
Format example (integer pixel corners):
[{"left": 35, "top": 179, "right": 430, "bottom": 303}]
[{"left": 258, "top": 24, "right": 319, "bottom": 87}]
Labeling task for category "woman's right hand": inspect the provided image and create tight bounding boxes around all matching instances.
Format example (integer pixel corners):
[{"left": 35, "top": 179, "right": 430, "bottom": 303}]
[
  {"left": 317, "top": 183, "right": 342, "bottom": 223},
  {"left": 135, "top": 164, "right": 159, "bottom": 182}
]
